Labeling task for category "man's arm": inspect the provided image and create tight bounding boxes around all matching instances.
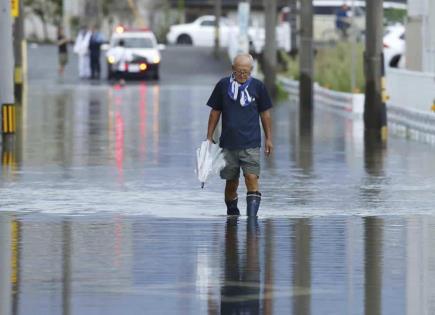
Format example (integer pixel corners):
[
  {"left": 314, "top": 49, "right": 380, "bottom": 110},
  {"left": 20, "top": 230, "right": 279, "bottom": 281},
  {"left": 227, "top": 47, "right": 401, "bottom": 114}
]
[
  {"left": 260, "top": 109, "right": 273, "bottom": 156},
  {"left": 207, "top": 109, "right": 221, "bottom": 142},
  {"left": 58, "top": 37, "right": 69, "bottom": 46}
]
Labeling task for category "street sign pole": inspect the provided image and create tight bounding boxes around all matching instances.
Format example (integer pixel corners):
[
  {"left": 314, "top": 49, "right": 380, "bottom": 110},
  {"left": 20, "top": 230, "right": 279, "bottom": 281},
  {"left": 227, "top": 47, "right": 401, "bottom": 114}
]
[
  {"left": 13, "top": 0, "right": 24, "bottom": 104},
  {"left": 289, "top": 0, "right": 298, "bottom": 55},
  {"left": 238, "top": 2, "right": 250, "bottom": 55},
  {"left": 299, "top": 0, "right": 314, "bottom": 110},
  {"left": 214, "top": 0, "right": 222, "bottom": 59},
  {"left": 364, "top": 0, "right": 387, "bottom": 141},
  {"left": 264, "top": 0, "right": 277, "bottom": 96},
  {"left": 0, "top": 0, "right": 16, "bottom": 135}
]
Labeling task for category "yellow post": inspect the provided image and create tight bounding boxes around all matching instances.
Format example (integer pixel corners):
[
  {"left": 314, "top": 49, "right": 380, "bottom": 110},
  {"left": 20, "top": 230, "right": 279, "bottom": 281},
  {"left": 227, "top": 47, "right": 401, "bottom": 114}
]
[
  {"left": 380, "top": 54, "right": 388, "bottom": 142},
  {"left": 2, "top": 104, "right": 16, "bottom": 134}
]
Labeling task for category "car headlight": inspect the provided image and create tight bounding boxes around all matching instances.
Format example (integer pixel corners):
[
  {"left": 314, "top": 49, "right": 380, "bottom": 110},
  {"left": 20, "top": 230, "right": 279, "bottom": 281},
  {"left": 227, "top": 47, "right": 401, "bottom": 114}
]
[{"left": 152, "top": 55, "right": 161, "bottom": 64}]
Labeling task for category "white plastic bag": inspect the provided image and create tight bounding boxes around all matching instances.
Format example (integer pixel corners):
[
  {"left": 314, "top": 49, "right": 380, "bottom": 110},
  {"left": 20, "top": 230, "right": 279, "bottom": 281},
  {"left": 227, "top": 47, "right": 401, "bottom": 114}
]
[{"left": 196, "top": 140, "right": 226, "bottom": 188}]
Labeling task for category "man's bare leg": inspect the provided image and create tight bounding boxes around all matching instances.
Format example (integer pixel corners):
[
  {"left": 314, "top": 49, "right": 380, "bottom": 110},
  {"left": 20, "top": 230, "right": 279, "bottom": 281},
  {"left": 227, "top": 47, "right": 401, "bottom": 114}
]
[{"left": 225, "top": 179, "right": 240, "bottom": 215}]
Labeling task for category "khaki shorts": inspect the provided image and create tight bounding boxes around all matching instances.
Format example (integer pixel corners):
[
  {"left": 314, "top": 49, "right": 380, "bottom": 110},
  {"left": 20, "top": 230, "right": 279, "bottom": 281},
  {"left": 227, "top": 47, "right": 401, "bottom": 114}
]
[
  {"left": 59, "top": 53, "right": 68, "bottom": 66},
  {"left": 220, "top": 148, "right": 260, "bottom": 180}
]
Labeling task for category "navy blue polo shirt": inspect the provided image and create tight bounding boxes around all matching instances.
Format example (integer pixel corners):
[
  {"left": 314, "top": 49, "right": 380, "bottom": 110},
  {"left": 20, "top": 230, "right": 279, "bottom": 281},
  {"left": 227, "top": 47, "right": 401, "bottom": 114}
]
[{"left": 207, "top": 76, "right": 272, "bottom": 150}]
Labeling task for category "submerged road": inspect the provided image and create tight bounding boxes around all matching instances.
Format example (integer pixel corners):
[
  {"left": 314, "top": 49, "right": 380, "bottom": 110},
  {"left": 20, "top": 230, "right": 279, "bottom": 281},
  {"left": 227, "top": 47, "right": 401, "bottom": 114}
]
[{"left": 0, "top": 45, "right": 435, "bottom": 314}]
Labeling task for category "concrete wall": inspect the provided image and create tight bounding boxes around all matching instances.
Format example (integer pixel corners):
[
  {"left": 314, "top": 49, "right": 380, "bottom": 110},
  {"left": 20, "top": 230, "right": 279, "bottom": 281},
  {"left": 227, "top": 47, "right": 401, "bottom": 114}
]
[
  {"left": 386, "top": 67, "right": 435, "bottom": 111},
  {"left": 422, "top": 0, "right": 435, "bottom": 73},
  {"left": 405, "top": 16, "right": 423, "bottom": 71},
  {"left": 407, "top": 0, "right": 435, "bottom": 73}
]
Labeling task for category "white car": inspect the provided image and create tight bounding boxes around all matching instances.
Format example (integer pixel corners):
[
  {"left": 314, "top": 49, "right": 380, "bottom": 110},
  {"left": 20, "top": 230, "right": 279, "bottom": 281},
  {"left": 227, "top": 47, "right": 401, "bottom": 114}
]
[
  {"left": 166, "top": 15, "right": 233, "bottom": 47},
  {"left": 166, "top": 15, "right": 291, "bottom": 53},
  {"left": 383, "top": 24, "right": 405, "bottom": 68},
  {"left": 106, "top": 26, "right": 164, "bottom": 80}
]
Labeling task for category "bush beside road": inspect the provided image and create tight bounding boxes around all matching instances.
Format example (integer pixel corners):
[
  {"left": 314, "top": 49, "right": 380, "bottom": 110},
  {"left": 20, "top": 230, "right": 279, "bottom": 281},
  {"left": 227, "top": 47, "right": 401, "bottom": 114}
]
[{"left": 281, "top": 42, "right": 365, "bottom": 93}]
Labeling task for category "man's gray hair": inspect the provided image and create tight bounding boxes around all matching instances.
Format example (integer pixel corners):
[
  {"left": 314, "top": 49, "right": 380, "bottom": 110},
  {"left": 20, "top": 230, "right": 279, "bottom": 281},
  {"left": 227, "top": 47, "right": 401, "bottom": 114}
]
[{"left": 232, "top": 53, "right": 254, "bottom": 67}]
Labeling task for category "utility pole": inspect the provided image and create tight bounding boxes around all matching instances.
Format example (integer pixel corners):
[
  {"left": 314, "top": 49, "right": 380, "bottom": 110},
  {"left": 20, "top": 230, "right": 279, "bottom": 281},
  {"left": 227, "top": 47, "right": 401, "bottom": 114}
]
[
  {"left": 289, "top": 0, "right": 298, "bottom": 56},
  {"left": 0, "top": 0, "right": 16, "bottom": 135},
  {"left": 177, "top": 0, "right": 185, "bottom": 24},
  {"left": 299, "top": 0, "right": 313, "bottom": 109},
  {"left": 350, "top": 0, "right": 356, "bottom": 92},
  {"left": 364, "top": 0, "right": 387, "bottom": 141},
  {"left": 13, "top": 0, "right": 24, "bottom": 104},
  {"left": 264, "top": 0, "right": 277, "bottom": 96},
  {"left": 214, "top": 0, "right": 222, "bottom": 59}
]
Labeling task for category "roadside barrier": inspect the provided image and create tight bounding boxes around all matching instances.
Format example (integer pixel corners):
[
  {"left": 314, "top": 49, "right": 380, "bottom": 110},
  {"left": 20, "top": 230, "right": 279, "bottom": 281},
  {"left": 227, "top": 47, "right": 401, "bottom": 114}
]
[
  {"left": 278, "top": 76, "right": 364, "bottom": 116},
  {"left": 278, "top": 75, "right": 435, "bottom": 144}
]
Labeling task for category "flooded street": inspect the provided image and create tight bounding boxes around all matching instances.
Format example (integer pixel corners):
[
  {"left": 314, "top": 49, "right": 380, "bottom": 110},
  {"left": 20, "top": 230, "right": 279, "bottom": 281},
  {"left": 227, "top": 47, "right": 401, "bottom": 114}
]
[{"left": 1, "top": 46, "right": 435, "bottom": 314}]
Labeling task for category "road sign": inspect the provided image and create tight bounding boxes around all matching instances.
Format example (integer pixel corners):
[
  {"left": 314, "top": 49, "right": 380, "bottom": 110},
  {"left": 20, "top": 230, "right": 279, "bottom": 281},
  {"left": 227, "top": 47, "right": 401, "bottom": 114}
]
[{"left": 11, "top": 0, "right": 19, "bottom": 17}]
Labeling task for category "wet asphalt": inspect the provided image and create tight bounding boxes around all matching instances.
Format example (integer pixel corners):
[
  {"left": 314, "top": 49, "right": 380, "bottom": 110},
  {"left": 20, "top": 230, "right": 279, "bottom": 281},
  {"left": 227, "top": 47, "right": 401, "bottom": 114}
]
[{"left": 1, "top": 44, "right": 435, "bottom": 314}]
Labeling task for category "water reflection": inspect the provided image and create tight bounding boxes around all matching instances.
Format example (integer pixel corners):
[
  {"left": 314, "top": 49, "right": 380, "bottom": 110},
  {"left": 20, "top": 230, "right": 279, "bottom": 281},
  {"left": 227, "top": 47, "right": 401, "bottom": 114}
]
[
  {"left": 1, "top": 137, "right": 18, "bottom": 181},
  {"left": 139, "top": 84, "right": 148, "bottom": 161},
  {"left": 292, "top": 219, "right": 311, "bottom": 315},
  {"left": 1, "top": 216, "right": 435, "bottom": 313},
  {"left": 295, "top": 108, "right": 314, "bottom": 174},
  {"left": 360, "top": 136, "right": 387, "bottom": 207},
  {"left": 221, "top": 217, "right": 261, "bottom": 314},
  {"left": 288, "top": 106, "right": 314, "bottom": 206},
  {"left": 364, "top": 136, "right": 385, "bottom": 177},
  {"left": 0, "top": 212, "right": 15, "bottom": 315},
  {"left": 364, "top": 217, "right": 383, "bottom": 315},
  {"left": 62, "top": 220, "right": 72, "bottom": 315}
]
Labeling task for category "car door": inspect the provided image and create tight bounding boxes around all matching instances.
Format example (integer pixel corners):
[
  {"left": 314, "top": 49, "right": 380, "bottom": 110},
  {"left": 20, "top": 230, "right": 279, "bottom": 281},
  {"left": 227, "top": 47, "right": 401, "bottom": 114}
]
[{"left": 197, "top": 18, "right": 216, "bottom": 47}]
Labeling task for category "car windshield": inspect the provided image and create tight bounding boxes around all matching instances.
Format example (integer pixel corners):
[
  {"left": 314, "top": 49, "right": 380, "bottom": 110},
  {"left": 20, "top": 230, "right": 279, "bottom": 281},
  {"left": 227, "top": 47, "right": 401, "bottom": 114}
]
[{"left": 113, "top": 37, "right": 154, "bottom": 48}]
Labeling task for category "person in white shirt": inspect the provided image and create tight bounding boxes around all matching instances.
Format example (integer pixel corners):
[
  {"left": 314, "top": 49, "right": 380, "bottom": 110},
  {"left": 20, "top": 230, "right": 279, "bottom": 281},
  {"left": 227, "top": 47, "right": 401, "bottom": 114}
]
[
  {"left": 110, "top": 39, "right": 133, "bottom": 85},
  {"left": 73, "top": 26, "right": 91, "bottom": 79}
]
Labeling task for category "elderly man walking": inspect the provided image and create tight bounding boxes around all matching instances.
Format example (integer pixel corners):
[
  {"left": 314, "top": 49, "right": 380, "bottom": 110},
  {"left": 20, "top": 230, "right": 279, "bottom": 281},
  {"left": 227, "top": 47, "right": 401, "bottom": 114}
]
[{"left": 206, "top": 53, "right": 273, "bottom": 216}]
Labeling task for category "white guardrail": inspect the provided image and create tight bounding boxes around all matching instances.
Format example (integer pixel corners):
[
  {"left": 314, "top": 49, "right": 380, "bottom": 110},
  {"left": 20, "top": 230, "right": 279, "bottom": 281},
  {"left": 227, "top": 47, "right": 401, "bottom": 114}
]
[
  {"left": 278, "top": 76, "right": 364, "bottom": 115},
  {"left": 278, "top": 75, "right": 435, "bottom": 144}
]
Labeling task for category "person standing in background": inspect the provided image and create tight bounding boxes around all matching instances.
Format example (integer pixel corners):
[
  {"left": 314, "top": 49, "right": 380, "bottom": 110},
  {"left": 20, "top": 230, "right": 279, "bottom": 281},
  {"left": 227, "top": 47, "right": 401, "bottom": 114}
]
[
  {"left": 73, "top": 26, "right": 91, "bottom": 79},
  {"left": 89, "top": 27, "right": 104, "bottom": 80},
  {"left": 57, "top": 27, "right": 69, "bottom": 78},
  {"left": 335, "top": 4, "right": 351, "bottom": 39}
]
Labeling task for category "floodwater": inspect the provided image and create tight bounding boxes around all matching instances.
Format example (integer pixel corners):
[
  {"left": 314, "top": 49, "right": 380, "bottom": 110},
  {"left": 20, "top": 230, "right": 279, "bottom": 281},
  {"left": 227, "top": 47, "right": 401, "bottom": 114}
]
[{"left": 1, "top": 46, "right": 435, "bottom": 314}]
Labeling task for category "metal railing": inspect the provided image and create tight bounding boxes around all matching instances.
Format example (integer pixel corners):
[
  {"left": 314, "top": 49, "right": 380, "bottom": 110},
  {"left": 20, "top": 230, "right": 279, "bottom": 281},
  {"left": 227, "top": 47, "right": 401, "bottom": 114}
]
[{"left": 278, "top": 75, "right": 435, "bottom": 144}]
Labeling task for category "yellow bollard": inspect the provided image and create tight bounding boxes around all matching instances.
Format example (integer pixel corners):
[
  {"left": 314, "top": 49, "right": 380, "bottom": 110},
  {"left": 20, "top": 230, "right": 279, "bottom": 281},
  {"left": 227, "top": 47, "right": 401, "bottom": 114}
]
[
  {"left": 381, "top": 77, "right": 390, "bottom": 103},
  {"left": 380, "top": 53, "right": 388, "bottom": 143},
  {"left": 2, "top": 104, "right": 16, "bottom": 134}
]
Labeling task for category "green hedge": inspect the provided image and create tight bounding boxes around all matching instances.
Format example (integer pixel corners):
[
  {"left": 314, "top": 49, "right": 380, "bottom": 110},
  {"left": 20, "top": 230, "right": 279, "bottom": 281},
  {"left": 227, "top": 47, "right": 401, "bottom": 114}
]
[{"left": 281, "top": 42, "right": 365, "bottom": 93}]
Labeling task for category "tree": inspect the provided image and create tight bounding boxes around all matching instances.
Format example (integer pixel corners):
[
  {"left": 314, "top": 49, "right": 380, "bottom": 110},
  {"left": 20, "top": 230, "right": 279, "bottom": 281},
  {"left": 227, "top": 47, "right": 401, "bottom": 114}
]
[{"left": 24, "top": 0, "right": 62, "bottom": 41}]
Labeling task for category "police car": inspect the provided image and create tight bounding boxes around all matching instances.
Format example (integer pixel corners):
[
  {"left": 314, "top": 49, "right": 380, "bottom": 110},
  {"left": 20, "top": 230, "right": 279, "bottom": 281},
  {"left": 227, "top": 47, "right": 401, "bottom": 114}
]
[{"left": 106, "top": 26, "right": 163, "bottom": 80}]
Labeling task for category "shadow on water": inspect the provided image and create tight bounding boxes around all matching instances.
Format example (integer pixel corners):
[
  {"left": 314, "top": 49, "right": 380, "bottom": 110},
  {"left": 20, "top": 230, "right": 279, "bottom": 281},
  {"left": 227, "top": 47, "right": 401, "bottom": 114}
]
[{"left": 286, "top": 106, "right": 314, "bottom": 206}]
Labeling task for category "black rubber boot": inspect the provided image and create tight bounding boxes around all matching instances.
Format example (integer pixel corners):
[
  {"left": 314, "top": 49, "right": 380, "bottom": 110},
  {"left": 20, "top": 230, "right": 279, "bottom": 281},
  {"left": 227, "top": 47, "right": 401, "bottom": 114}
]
[
  {"left": 246, "top": 191, "right": 261, "bottom": 216},
  {"left": 225, "top": 197, "right": 240, "bottom": 215}
]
